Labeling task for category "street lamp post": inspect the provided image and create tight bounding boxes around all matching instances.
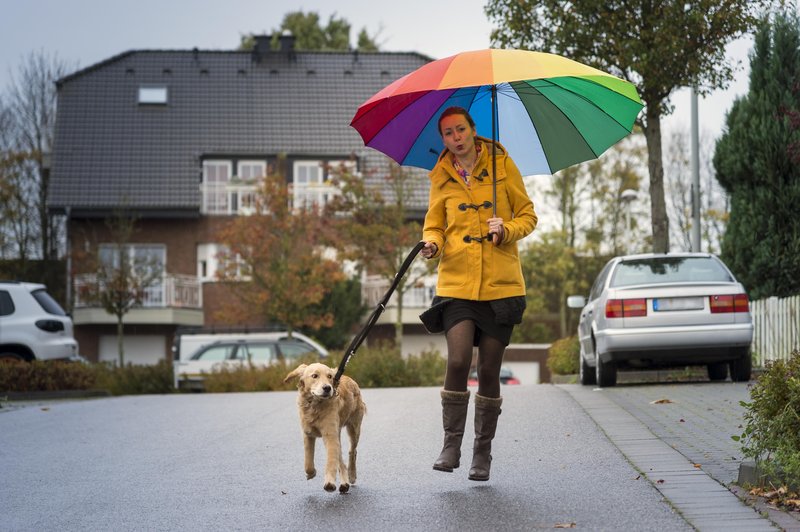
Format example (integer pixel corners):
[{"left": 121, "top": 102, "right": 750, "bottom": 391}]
[{"left": 620, "top": 189, "right": 638, "bottom": 252}]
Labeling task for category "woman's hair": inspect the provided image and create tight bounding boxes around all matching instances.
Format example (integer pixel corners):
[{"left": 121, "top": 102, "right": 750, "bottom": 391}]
[{"left": 437, "top": 106, "right": 476, "bottom": 135}]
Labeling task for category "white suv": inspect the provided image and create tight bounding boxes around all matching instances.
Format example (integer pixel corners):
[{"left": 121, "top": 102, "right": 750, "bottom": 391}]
[{"left": 0, "top": 282, "right": 79, "bottom": 362}]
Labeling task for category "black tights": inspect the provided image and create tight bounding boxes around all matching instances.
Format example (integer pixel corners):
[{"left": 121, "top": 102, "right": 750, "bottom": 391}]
[{"left": 443, "top": 319, "right": 506, "bottom": 398}]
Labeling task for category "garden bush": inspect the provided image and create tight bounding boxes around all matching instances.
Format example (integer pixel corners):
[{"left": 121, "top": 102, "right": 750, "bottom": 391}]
[
  {"left": 734, "top": 349, "right": 800, "bottom": 492},
  {"left": 0, "top": 360, "right": 96, "bottom": 392},
  {"left": 0, "top": 359, "right": 175, "bottom": 395},
  {"left": 202, "top": 344, "right": 446, "bottom": 392},
  {"left": 547, "top": 335, "right": 580, "bottom": 375}
]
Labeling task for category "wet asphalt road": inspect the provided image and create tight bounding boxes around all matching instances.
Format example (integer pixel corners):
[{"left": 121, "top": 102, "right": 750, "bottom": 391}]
[{"left": 0, "top": 385, "right": 696, "bottom": 531}]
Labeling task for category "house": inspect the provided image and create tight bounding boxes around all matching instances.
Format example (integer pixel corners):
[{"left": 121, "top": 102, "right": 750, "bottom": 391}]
[{"left": 48, "top": 35, "right": 444, "bottom": 364}]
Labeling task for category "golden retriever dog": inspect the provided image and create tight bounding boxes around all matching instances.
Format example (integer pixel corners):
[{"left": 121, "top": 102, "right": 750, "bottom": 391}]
[{"left": 284, "top": 363, "right": 366, "bottom": 493}]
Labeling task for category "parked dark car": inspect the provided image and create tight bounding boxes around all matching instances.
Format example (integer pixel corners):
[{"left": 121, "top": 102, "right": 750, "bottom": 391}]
[{"left": 567, "top": 253, "right": 753, "bottom": 387}]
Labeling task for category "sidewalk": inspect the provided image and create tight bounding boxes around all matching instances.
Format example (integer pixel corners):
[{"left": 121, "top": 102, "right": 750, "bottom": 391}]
[{"left": 560, "top": 381, "right": 800, "bottom": 531}]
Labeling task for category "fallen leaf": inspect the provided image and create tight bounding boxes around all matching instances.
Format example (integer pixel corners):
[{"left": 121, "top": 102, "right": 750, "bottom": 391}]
[
  {"left": 634, "top": 475, "right": 641, "bottom": 480},
  {"left": 785, "top": 499, "right": 800, "bottom": 507},
  {"left": 554, "top": 523, "right": 576, "bottom": 529},
  {"left": 281, "top": 491, "right": 287, "bottom": 495},
  {"left": 657, "top": 479, "right": 665, "bottom": 484},
  {"left": 679, "top": 419, "right": 685, "bottom": 423},
  {"left": 651, "top": 398, "right": 673, "bottom": 404},
  {"left": 693, "top": 463, "right": 702, "bottom": 469},
  {"left": 40, "top": 407, "right": 50, "bottom": 412}
]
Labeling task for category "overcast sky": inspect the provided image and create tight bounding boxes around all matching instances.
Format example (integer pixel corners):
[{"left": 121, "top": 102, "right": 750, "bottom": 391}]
[{"left": 0, "top": 0, "right": 764, "bottom": 141}]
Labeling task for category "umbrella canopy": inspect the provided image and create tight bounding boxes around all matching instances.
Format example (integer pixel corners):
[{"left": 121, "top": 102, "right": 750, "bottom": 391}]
[{"left": 350, "top": 48, "right": 643, "bottom": 177}]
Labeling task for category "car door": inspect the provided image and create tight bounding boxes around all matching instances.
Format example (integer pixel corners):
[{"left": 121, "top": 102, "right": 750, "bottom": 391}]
[{"left": 579, "top": 260, "right": 615, "bottom": 359}]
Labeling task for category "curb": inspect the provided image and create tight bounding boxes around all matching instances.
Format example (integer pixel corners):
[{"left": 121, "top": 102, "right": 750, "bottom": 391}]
[{"left": 1, "top": 389, "right": 111, "bottom": 401}]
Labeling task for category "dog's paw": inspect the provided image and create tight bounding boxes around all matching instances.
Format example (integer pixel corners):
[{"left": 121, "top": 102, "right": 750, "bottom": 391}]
[
  {"left": 306, "top": 468, "right": 316, "bottom": 480},
  {"left": 323, "top": 482, "right": 336, "bottom": 492},
  {"left": 339, "top": 483, "right": 350, "bottom": 494}
]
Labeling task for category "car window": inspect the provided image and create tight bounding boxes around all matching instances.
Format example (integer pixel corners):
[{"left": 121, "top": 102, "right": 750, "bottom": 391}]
[
  {"left": 590, "top": 261, "right": 614, "bottom": 301},
  {"left": 192, "top": 344, "right": 236, "bottom": 361},
  {"left": 244, "top": 343, "right": 277, "bottom": 363},
  {"left": 0, "top": 291, "right": 14, "bottom": 316},
  {"left": 31, "top": 289, "right": 67, "bottom": 316},
  {"left": 279, "top": 341, "right": 316, "bottom": 360},
  {"left": 610, "top": 257, "right": 733, "bottom": 287}
]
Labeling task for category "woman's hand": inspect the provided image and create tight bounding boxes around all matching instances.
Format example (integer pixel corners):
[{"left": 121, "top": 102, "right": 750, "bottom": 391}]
[
  {"left": 421, "top": 241, "right": 438, "bottom": 259},
  {"left": 487, "top": 217, "right": 505, "bottom": 245}
]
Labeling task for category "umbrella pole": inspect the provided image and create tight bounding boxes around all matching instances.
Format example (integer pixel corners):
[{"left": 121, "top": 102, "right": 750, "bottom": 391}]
[{"left": 491, "top": 84, "right": 497, "bottom": 218}]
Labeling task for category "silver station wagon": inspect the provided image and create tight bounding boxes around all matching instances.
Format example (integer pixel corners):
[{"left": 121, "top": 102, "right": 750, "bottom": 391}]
[{"left": 567, "top": 253, "right": 753, "bottom": 387}]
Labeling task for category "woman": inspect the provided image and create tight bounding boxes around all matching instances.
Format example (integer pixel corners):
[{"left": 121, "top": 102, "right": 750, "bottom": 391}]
[{"left": 420, "top": 106, "right": 537, "bottom": 481}]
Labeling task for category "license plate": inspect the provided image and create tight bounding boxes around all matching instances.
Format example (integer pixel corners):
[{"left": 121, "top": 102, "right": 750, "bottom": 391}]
[{"left": 653, "top": 297, "right": 704, "bottom": 311}]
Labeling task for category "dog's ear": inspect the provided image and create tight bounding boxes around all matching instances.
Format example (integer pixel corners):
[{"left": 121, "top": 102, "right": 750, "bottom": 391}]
[{"left": 283, "top": 364, "right": 308, "bottom": 384}]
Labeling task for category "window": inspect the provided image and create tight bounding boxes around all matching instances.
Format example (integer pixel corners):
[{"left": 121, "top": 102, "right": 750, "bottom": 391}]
[
  {"left": 0, "top": 291, "right": 14, "bottom": 316},
  {"left": 197, "top": 243, "right": 247, "bottom": 281},
  {"left": 237, "top": 161, "right": 266, "bottom": 181},
  {"left": 98, "top": 244, "right": 166, "bottom": 306},
  {"left": 292, "top": 160, "right": 352, "bottom": 209},
  {"left": 138, "top": 86, "right": 168, "bottom": 105},
  {"left": 202, "top": 161, "right": 232, "bottom": 214}
]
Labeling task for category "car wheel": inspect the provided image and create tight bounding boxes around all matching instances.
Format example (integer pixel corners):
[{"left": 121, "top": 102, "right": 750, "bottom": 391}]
[
  {"left": 707, "top": 362, "right": 729, "bottom": 381},
  {"left": 579, "top": 349, "right": 596, "bottom": 386},
  {"left": 0, "top": 352, "right": 25, "bottom": 363},
  {"left": 729, "top": 349, "right": 752, "bottom": 382},
  {"left": 595, "top": 353, "right": 617, "bottom": 387}
]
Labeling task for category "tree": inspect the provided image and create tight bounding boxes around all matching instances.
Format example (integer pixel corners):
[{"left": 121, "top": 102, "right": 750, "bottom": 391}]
[
  {"left": 6, "top": 50, "right": 71, "bottom": 261},
  {"left": 486, "top": 0, "right": 769, "bottom": 253},
  {"left": 664, "top": 127, "right": 729, "bottom": 253},
  {"left": 713, "top": 13, "right": 800, "bottom": 299},
  {"left": 326, "top": 162, "right": 432, "bottom": 348},
  {"left": 76, "top": 210, "right": 163, "bottom": 366},
  {"left": 0, "top": 149, "right": 39, "bottom": 261},
  {"left": 239, "top": 11, "right": 381, "bottom": 52},
  {"left": 214, "top": 164, "right": 344, "bottom": 335}
]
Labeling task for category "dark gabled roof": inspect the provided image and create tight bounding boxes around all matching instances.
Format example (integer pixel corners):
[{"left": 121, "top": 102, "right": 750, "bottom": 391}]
[{"left": 49, "top": 48, "right": 432, "bottom": 212}]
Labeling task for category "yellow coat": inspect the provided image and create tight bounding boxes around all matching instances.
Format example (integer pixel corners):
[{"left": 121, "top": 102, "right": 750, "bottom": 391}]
[{"left": 422, "top": 137, "right": 538, "bottom": 300}]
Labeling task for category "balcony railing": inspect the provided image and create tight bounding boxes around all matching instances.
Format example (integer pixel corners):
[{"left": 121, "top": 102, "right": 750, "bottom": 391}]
[
  {"left": 201, "top": 182, "right": 259, "bottom": 215},
  {"left": 74, "top": 274, "right": 202, "bottom": 309},
  {"left": 362, "top": 275, "right": 435, "bottom": 309}
]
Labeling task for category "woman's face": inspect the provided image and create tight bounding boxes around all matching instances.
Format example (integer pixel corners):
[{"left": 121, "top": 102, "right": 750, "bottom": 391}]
[{"left": 440, "top": 114, "right": 476, "bottom": 158}]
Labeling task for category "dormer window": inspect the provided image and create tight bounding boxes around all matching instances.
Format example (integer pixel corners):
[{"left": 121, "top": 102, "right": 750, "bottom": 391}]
[{"left": 138, "top": 86, "right": 168, "bottom": 105}]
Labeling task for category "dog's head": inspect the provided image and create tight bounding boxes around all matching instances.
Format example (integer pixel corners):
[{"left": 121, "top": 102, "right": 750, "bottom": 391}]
[{"left": 284, "top": 363, "right": 337, "bottom": 399}]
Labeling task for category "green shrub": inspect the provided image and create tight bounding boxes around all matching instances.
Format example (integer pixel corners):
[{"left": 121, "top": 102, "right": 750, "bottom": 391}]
[
  {"left": 92, "top": 360, "right": 175, "bottom": 395},
  {"left": 547, "top": 335, "right": 580, "bottom": 375},
  {"left": 333, "top": 343, "right": 446, "bottom": 388},
  {"left": 203, "top": 361, "right": 297, "bottom": 393},
  {"left": 0, "top": 360, "right": 96, "bottom": 392},
  {"left": 734, "top": 349, "right": 800, "bottom": 491}
]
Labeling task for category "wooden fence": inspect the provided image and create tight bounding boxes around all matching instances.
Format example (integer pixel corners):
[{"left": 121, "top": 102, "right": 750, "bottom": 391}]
[{"left": 751, "top": 294, "right": 800, "bottom": 366}]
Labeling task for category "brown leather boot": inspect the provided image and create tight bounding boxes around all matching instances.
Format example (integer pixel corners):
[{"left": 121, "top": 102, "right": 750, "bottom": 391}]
[
  {"left": 433, "top": 389, "right": 470, "bottom": 472},
  {"left": 468, "top": 394, "right": 502, "bottom": 481}
]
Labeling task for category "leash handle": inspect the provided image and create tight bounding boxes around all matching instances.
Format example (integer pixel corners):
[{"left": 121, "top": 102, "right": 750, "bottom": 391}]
[{"left": 334, "top": 241, "right": 426, "bottom": 386}]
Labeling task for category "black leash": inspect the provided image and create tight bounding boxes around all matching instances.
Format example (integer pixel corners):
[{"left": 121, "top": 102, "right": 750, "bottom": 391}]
[{"left": 333, "top": 241, "right": 426, "bottom": 387}]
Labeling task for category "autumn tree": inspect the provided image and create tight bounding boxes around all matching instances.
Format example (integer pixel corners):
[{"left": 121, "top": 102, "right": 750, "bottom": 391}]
[
  {"left": 6, "top": 50, "right": 71, "bottom": 260},
  {"left": 239, "top": 11, "right": 381, "bottom": 52},
  {"left": 76, "top": 210, "right": 163, "bottom": 366},
  {"left": 214, "top": 166, "right": 344, "bottom": 336},
  {"left": 663, "top": 128, "right": 729, "bottom": 253},
  {"left": 486, "top": 0, "right": 770, "bottom": 253},
  {"left": 326, "top": 162, "right": 431, "bottom": 348},
  {"left": 713, "top": 13, "right": 800, "bottom": 299}
]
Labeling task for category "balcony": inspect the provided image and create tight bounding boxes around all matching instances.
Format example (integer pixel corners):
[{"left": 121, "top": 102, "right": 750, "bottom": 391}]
[
  {"left": 72, "top": 274, "right": 203, "bottom": 326},
  {"left": 362, "top": 275, "right": 436, "bottom": 324},
  {"left": 200, "top": 182, "right": 259, "bottom": 215}
]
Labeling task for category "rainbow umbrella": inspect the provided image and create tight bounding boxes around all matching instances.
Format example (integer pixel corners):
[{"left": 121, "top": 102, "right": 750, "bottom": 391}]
[{"left": 351, "top": 48, "right": 643, "bottom": 183}]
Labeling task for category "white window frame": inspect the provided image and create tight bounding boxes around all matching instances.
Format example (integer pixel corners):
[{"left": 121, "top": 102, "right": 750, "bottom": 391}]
[
  {"left": 236, "top": 160, "right": 266, "bottom": 182},
  {"left": 292, "top": 159, "right": 353, "bottom": 209},
  {"left": 98, "top": 243, "right": 166, "bottom": 306},
  {"left": 197, "top": 243, "right": 248, "bottom": 282},
  {"left": 201, "top": 160, "right": 233, "bottom": 214}
]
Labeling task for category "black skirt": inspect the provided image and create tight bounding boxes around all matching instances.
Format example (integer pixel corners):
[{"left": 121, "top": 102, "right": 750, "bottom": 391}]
[{"left": 440, "top": 296, "right": 526, "bottom": 347}]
